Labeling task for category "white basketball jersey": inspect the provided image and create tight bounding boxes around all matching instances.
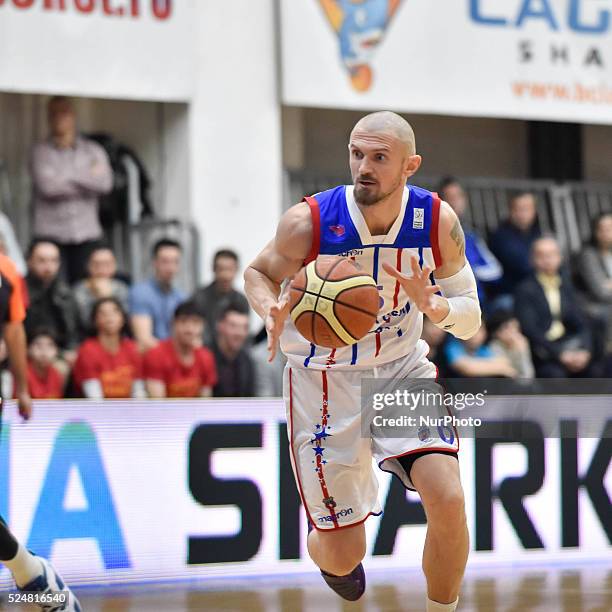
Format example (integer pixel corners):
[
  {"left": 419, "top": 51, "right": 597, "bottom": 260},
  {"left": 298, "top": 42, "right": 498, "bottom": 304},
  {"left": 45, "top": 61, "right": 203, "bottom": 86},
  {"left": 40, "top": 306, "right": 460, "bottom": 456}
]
[{"left": 280, "top": 184, "right": 442, "bottom": 370}]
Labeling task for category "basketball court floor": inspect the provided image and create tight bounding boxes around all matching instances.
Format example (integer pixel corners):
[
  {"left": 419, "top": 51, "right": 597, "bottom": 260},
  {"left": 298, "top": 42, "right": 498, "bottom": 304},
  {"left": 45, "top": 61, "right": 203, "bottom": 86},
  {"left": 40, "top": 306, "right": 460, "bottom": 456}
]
[{"left": 6, "top": 562, "right": 609, "bottom": 611}]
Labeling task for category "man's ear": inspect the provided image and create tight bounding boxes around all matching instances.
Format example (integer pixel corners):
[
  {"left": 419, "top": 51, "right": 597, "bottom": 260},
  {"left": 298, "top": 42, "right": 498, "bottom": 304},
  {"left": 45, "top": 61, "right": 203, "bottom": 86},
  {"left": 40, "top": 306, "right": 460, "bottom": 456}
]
[{"left": 405, "top": 154, "right": 422, "bottom": 178}]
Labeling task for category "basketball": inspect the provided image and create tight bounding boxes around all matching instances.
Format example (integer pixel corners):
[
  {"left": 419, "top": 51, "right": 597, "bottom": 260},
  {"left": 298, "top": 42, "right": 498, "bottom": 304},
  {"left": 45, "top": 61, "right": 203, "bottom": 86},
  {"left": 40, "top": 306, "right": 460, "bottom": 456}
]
[{"left": 289, "top": 255, "right": 380, "bottom": 348}]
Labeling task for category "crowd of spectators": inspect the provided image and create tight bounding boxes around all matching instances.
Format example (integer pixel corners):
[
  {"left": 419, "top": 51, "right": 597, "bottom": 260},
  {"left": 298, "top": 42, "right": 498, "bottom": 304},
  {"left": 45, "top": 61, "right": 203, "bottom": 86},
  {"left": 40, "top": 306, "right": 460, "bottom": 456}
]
[
  {"left": 1, "top": 96, "right": 611, "bottom": 399},
  {"left": 0, "top": 238, "right": 260, "bottom": 400},
  {"left": 430, "top": 177, "right": 612, "bottom": 380},
  {"left": 0, "top": 96, "right": 266, "bottom": 400},
  {"left": 2, "top": 183, "right": 612, "bottom": 398}
]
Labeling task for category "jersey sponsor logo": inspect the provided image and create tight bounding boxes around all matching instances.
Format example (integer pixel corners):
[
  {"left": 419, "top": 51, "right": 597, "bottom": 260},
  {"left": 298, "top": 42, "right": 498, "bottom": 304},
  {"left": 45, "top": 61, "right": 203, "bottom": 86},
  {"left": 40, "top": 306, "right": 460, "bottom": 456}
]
[
  {"left": 341, "top": 248, "right": 364, "bottom": 257},
  {"left": 380, "top": 303, "right": 410, "bottom": 322},
  {"left": 329, "top": 224, "right": 346, "bottom": 237},
  {"left": 367, "top": 303, "right": 411, "bottom": 335},
  {"left": 413, "top": 207, "right": 424, "bottom": 229},
  {"left": 317, "top": 0, "right": 404, "bottom": 92}
]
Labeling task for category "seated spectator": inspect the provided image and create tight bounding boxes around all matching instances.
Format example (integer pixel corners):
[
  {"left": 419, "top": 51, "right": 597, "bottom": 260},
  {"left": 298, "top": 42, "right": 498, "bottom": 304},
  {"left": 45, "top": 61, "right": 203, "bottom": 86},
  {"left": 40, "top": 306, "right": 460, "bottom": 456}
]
[
  {"left": 0, "top": 212, "right": 26, "bottom": 275},
  {"left": 23, "top": 329, "right": 64, "bottom": 399},
  {"left": 486, "top": 310, "right": 535, "bottom": 379},
  {"left": 421, "top": 317, "right": 449, "bottom": 376},
  {"left": 515, "top": 236, "right": 592, "bottom": 377},
  {"left": 24, "top": 239, "right": 79, "bottom": 364},
  {"left": 210, "top": 305, "right": 255, "bottom": 397},
  {"left": 444, "top": 323, "right": 517, "bottom": 378},
  {"left": 3, "top": 329, "right": 65, "bottom": 400},
  {"left": 129, "top": 238, "right": 186, "bottom": 351},
  {"left": 439, "top": 177, "right": 502, "bottom": 310},
  {"left": 73, "top": 245, "right": 129, "bottom": 333},
  {"left": 144, "top": 301, "right": 216, "bottom": 398},
  {"left": 73, "top": 297, "right": 144, "bottom": 399},
  {"left": 577, "top": 212, "right": 612, "bottom": 349},
  {"left": 191, "top": 249, "right": 250, "bottom": 344},
  {"left": 251, "top": 326, "right": 285, "bottom": 397},
  {"left": 490, "top": 191, "right": 541, "bottom": 298},
  {"left": 30, "top": 96, "right": 113, "bottom": 283}
]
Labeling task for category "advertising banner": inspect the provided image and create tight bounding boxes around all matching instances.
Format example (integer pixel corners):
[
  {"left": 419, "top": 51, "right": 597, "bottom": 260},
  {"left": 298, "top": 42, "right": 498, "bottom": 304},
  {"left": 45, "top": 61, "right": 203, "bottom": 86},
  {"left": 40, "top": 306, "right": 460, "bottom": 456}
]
[
  {"left": 280, "top": 0, "right": 612, "bottom": 124},
  {"left": 0, "top": 0, "right": 195, "bottom": 101},
  {"left": 0, "top": 398, "right": 609, "bottom": 587}
]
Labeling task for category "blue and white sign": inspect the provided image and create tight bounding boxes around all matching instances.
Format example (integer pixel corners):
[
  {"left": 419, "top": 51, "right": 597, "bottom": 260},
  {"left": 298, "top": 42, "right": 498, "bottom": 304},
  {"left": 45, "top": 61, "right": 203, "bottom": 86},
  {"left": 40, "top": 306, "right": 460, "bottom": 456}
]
[
  {"left": 281, "top": 0, "right": 612, "bottom": 124},
  {"left": 0, "top": 399, "right": 609, "bottom": 586}
]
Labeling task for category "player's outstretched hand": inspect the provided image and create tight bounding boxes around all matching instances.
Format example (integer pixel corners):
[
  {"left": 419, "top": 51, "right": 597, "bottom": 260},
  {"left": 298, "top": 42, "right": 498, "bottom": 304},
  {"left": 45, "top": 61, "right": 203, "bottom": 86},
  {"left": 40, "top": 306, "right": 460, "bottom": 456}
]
[
  {"left": 16, "top": 389, "right": 33, "bottom": 421},
  {"left": 382, "top": 257, "right": 442, "bottom": 317},
  {"left": 265, "top": 291, "right": 291, "bottom": 363}
]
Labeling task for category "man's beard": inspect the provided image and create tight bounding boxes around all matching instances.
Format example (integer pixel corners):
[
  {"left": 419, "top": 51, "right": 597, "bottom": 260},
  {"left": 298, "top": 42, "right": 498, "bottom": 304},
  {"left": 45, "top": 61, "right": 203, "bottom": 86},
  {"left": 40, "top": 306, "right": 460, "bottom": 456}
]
[{"left": 353, "top": 173, "right": 404, "bottom": 206}]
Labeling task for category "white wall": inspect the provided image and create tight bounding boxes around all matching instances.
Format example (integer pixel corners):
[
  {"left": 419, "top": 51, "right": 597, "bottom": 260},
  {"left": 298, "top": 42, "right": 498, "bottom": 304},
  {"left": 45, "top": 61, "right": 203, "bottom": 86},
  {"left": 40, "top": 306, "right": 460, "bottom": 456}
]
[{"left": 189, "top": 0, "right": 282, "bottom": 283}]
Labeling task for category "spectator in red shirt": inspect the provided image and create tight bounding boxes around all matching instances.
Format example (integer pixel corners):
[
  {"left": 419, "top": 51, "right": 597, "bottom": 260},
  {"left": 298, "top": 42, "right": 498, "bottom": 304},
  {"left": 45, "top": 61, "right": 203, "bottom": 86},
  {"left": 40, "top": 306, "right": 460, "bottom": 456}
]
[
  {"left": 3, "top": 329, "right": 64, "bottom": 400},
  {"left": 24, "top": 329, "right": 64, "bottom": 399},
  {"left": 144, "top": 301, "right": 217, "bottom": 398},
  {"left": 73, "top": 297, "right": 144, "bottom": 399}
]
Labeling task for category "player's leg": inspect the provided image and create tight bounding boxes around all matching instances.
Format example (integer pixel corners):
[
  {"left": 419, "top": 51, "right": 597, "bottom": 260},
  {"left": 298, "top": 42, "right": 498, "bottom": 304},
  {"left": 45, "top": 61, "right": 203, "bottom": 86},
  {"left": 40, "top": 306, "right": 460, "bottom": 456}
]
[
  {"left": 284, "top": 365, "right": 379, "bottom": 600},
  {"left": 371, "top": 354, "right": 465, "bottom": 609},
  {"left": 0, "top": 406, "right": 43, "bottom": 587},
  {"left": 1, "top": 515, "right": 83, "bottom": 612},
  {"left": 0, "top": 515, "right": 44, "bottom": 587},
  {"left": 0, "top": 408, "right": 81, "bottom": 611},
  {"left": 307, "top": 521, "right": 366, "bottom": 576},
  {"left": 309, "top": 522, "right": 367, "bottom": 601},
  {"left": 410, "top": 453, "right": 468, "bottom": 610}
]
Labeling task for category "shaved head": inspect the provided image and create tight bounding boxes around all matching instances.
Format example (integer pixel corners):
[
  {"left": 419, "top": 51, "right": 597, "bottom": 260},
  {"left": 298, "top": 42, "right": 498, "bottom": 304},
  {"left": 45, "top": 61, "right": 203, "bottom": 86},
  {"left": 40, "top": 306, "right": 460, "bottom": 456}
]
[
  {"left": 351, "top": 111, "right": 416, "bottom": 156},
  {"left": 348, "top": 111, "right": 421, "bottom": 207}
]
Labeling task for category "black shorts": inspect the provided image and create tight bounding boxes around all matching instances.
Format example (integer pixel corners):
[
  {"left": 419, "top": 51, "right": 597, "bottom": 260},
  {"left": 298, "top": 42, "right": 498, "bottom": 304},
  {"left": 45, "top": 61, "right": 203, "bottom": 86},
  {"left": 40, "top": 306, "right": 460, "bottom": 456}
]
[{"left": 397, "top": 449, "right": 459, "bottom": 484}]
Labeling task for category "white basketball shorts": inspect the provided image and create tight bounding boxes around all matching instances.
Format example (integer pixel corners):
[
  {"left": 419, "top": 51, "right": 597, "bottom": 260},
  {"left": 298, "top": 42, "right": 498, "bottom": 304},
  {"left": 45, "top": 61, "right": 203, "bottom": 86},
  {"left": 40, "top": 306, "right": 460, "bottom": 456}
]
[{"left": 283, "top": 352, "right": 459, "bottom": 531}]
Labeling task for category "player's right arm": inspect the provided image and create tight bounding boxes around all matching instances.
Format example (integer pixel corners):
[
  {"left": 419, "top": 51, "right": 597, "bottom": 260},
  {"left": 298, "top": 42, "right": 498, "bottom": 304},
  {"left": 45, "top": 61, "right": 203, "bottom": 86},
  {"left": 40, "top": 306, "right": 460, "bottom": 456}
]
[
  {"left": 1, "top": 255, "right": 32, "bottom": 420},
  {"left": 244, "top": 202, "right": 313, "bottom": 361}
]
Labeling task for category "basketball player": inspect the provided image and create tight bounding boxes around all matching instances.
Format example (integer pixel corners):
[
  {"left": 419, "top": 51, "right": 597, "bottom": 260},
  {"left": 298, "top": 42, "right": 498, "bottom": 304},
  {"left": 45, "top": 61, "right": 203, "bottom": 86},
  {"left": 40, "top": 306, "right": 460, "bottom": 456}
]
[
  {"left": 244, "top": 112, "right": 480, "bottom": 611},
  {"left": 0, "top": 253, "right": 81, "bottom": 610}
]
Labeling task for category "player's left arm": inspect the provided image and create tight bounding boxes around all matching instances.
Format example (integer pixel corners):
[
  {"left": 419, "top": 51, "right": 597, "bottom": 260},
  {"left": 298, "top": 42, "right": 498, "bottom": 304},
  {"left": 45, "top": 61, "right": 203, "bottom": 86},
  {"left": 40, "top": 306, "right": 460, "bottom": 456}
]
[
  {"left": 383, "top": 202, "right": 480, "bottom": 339},
  {"left": 430, "top": 202, "right": 481, "bottom": 340}
]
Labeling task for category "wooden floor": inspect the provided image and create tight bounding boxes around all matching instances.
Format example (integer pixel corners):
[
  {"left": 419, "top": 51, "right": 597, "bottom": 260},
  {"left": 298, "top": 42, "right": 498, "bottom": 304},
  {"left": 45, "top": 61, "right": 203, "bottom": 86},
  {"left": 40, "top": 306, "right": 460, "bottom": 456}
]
[{"left": 5, "top": 564, "right": 611, "bottom": 611}]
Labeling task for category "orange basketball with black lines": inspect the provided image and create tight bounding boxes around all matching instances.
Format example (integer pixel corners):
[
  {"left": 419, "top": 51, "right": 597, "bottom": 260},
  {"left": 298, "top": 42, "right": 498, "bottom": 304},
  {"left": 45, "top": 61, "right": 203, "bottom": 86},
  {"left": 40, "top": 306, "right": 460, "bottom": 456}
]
[{"left": 289, "top": 255, "right": 379, "bottom": 348}]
